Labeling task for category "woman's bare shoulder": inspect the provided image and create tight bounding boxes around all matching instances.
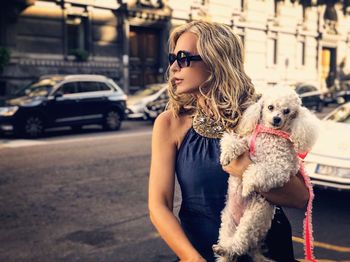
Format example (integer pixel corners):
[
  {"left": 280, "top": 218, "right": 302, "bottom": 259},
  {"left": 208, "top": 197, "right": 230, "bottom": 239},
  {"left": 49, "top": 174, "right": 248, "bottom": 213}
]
[
  {"left": 153, "top": 110, "right": 192, "bottom": 149},
  {"left": 154, "top": 110, "right": 191, "bottom": 129}
]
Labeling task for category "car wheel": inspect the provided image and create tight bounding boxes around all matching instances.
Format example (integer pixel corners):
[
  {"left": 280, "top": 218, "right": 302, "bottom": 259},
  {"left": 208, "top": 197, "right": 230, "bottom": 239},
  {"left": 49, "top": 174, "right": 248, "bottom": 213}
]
[
  {"left": 71, "top": 125, "right": 82, "bottom": 132},
  {"left": 103, "top": 110, "right": 121, "bottom": 131},
  {"left": 21, "top": 115, "right": 45, "bottom": 138},
  {"left": 316, "top": 101, "right": 323, "bottom": 112}
]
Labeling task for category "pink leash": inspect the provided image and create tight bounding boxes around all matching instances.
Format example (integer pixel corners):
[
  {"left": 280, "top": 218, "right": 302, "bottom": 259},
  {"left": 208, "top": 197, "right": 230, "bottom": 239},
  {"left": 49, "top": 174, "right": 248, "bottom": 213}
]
[{"left": 250, "top": 124, "right": 316, "bottom": 261}]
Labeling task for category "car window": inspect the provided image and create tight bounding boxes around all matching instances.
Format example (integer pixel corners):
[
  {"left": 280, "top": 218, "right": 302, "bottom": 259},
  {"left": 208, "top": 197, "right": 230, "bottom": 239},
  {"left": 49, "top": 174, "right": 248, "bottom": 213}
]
[
  {"left": 99, "top": 82, "right": 112, "bottom": 91},
  {"left": 296, "top": 87, "right": 306, "bottom": 94},
  {"left": 58, "top": 82, "right": 78, "bottom": 95},
  {"left": 78, "top": 81, "right": 106, "bottom": 93},
  {"left": 296, "top": 85, "right": 316, "bottom": 94},
  {"left": 133, "top": 85, "right": 164, "bottom": 98},
  {"left": 306, "top": 86, "right": 316, "bottom": 92},
  {"left": 17, "top": 79, "right": 56, "bottom": 97}
]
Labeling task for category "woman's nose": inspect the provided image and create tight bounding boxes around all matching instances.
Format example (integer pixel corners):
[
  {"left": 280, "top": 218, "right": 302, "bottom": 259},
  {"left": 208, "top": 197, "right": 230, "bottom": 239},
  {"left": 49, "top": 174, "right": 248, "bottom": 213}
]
[{"left": 170, "top": 61, "right": 180, "bottom": 73}]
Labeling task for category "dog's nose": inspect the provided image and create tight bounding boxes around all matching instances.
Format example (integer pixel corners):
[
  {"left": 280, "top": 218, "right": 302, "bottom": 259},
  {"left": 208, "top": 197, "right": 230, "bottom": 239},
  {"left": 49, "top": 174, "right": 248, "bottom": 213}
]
[{"left": 273, "top": 116, "right": 281, "bottom": 125}]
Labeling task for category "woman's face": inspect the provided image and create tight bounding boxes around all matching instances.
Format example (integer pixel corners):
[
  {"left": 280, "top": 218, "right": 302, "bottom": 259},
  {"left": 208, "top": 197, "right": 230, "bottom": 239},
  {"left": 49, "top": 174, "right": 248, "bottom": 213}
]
[{"left": 170, "top": 32, "right": 210, "bottom": 95}]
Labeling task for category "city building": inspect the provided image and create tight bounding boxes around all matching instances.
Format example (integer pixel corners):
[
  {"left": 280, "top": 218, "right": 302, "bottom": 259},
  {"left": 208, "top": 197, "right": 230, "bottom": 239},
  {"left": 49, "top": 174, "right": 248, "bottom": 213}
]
[{"left": 0, "top": 0, "right": 349, "bottom": 98}]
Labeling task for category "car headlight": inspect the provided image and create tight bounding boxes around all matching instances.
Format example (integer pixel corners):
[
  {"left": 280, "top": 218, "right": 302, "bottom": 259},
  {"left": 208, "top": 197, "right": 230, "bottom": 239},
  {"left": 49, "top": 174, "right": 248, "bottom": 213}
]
[
  {"left": 0, "top": 106, "right": 19, "bottom": 116},
  {"left": 337, "top": 167, "right": 350, "bottom": 178}
]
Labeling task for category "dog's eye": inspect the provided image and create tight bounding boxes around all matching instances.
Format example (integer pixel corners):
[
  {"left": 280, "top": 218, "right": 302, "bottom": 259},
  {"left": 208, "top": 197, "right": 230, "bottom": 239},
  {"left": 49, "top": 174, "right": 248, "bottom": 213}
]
[
  {"left": 283, "top": 108, "right": 290, "bottom": 115},
  {"left": 268, "top": 105, "right": 274, "bottom": 111}
]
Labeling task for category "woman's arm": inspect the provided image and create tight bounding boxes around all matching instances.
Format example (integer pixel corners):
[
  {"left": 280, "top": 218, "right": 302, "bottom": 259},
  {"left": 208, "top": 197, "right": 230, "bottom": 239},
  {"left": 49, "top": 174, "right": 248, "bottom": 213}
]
[
  {"left": 222, "top": 151, "right": 309, "bottom": 209},
  {"left": 148, "top": 112, "right": 206, "bottom": 262}
]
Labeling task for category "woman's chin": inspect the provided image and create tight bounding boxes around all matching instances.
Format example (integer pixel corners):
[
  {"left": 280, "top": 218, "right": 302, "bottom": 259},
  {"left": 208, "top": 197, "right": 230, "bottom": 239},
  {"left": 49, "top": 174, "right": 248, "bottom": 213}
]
[{"left": 176, "top": 86, "right": 199, "bottom": 95}]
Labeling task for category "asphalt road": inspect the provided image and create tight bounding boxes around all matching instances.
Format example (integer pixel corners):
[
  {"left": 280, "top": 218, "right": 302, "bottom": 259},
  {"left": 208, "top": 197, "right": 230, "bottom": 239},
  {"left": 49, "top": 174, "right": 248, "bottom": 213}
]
[
  {"left": 0, "top": 121, "right": 176, "bottom": 262},
  {"left": 0, "top": 106, "right": 349, "bottom": 261}
]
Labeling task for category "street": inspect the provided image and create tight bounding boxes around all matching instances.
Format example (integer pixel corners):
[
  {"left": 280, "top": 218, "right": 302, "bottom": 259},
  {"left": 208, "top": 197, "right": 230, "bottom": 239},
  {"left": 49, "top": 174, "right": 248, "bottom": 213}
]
[
  {"left": 0, "top": 120, "right": 177, "bottom": 262},
  {"left": 0, "top": 106, "right": 350, "bottom": 261}
]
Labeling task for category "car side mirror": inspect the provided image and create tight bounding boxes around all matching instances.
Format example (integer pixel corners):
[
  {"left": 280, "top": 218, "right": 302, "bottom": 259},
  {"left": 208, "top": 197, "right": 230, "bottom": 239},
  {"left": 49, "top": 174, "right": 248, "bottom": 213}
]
[{"left": 54, "top": 91, "right": 63, "bottom": 99}]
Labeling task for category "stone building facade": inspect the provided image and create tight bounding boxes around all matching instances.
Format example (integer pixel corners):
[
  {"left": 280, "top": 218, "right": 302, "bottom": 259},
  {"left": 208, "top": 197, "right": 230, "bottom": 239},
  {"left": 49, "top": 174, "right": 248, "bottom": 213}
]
[
  {"left": 169, "top": 0, "right": 350, "bottom": 91},
  {"left": 0, "top": 0, "right": 349, "bottom": 97},
  {"left": 0, "top": 0, "right": 126, "bottom": 96}
]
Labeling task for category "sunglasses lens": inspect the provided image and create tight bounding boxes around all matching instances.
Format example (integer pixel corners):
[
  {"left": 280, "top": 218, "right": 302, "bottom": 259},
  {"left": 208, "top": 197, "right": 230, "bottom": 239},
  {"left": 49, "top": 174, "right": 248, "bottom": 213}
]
[
  {"left": 177, "top": 51, "right": 188, "bottom": 68},
  {"left": 168, "top": 54, "right": 176, "bottom": 65}
]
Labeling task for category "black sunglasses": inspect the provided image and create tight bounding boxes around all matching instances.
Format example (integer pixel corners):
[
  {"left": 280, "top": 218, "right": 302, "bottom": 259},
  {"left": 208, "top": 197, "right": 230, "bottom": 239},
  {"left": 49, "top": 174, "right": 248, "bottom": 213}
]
[{"left": 168, "top": 50, "right": 202, "bottom": 68}]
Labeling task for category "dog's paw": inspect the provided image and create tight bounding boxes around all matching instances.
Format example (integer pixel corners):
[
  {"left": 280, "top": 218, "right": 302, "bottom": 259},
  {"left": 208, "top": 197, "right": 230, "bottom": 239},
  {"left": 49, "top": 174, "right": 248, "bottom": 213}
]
[
  {"left": 212, "top": 244, "right": 229, "bottom": 257},
  {"left": 241, "top": 184, "right": 254, "bottom": 198},
  {"left": 220, "top": 152, "right": 234, "bottom": 166},
  {"left": 220, "top": 132, "right": 244, "bottom": 166}
]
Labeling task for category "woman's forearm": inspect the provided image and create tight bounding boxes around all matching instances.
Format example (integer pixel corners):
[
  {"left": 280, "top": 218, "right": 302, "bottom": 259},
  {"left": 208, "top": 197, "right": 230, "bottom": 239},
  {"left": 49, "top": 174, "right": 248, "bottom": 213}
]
[
  {"left": 223, "top": 153, "right": 309, "bottom": 208},
  {"left": 261, "top": 174, "right": 309, "bottom": 209},
  {"left": 149, "top": 205, "right": 205, "bottom": 262}
]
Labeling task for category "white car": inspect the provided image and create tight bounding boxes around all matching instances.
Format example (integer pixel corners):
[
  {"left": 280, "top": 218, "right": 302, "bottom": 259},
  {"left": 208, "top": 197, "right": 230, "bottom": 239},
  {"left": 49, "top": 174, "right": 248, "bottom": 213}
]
[
  {"left": 126, "top": 83, "right": 167, "bottom": 120},
  {"left": 304, "top": 102, "right": 350, "bottom": 190}
]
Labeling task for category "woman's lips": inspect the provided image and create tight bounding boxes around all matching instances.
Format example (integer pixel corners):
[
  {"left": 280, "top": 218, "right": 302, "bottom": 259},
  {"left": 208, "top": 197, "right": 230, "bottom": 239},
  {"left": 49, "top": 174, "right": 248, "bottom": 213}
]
[{"left": 174, "top": 79, "right": 183, "bottom": 85}]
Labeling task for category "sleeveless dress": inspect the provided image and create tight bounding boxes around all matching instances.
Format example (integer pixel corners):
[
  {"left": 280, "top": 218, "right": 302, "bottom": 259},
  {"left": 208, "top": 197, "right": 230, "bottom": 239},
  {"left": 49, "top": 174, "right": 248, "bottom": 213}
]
[{"left": 175, "top": 126, "right": 296, "bottom": 262}]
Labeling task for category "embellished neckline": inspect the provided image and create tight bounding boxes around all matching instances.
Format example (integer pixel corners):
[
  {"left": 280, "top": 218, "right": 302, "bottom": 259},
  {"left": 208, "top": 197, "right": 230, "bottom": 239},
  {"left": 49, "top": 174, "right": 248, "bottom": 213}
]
[{"left": 192, "top": 108, "right": 225, "bottom": 139}]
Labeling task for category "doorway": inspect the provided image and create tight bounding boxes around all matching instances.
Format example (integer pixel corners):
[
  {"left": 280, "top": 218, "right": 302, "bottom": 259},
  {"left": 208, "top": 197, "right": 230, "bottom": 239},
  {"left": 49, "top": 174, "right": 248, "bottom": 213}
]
[
  {"left": 129, "top": 27, "right": 161, "bottom": 93},
  {"left": 321, "top": 47, "right": 337, "bottom": 88}
]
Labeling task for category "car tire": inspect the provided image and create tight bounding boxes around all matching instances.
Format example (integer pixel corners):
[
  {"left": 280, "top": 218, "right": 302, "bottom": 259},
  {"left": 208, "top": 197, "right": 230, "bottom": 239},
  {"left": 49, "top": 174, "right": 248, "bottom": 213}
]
[
  {"left": 316, "top": 101, "right": 324, "bottom": 112},
  {"left": 71, "top": 125, "right": 83, "bottom": 132},
  {"left": 103, "top": 110, "right": 122, "bottom": 131},
  {"left": 20, "top": 115, "right": 45, "bottom": 138}
]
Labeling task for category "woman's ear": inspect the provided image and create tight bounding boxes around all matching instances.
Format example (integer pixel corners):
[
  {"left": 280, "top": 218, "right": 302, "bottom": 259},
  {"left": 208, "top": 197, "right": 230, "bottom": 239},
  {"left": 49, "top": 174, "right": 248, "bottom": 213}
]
[
  {"left": 237, "top": 99, "right": 263, "bottom": 135},
  {"left": 290, "top": 107, "right": 320, "bottom": 152}
]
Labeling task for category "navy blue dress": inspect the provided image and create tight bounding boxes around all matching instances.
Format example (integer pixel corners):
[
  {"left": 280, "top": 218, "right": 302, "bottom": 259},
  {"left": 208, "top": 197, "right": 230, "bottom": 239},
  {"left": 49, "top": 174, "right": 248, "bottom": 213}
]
[{"left": 175, "top": 127, "right": 296, "bottom": 262}]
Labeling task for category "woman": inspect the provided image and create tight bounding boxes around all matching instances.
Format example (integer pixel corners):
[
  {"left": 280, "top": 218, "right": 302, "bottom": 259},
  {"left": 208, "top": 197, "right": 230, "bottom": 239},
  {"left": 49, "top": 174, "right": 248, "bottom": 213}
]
[{"left": 148, "top": 21, "right": 309, "bottom": 262}]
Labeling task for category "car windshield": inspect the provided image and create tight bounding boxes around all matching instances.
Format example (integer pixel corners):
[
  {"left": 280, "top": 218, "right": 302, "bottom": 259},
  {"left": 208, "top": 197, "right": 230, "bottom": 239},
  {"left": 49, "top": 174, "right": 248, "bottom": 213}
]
[
  {"left": 326, "top": 105, "right": 350, "bottom": 123},
  {"left": 16, "top": 78, "right": 59, "bottom": 97},
  {"left": 132, "top": 84, "right": 164, "bottom": 98},
  {"left": 296, "top": 85, "right": 316, "bottom": 94}
]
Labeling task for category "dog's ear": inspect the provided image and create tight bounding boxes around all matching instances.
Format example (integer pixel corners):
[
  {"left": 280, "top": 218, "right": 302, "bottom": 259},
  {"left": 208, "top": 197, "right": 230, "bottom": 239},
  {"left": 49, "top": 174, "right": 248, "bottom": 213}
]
[
  {"left": 290, "top": 110, "right": 298, "bottom": 120},
  {"left": 237, "top": 99, "right": 263, "bottom": 135},
  {"left": 290, "top": 107, "right": 320, "bottom": 152}
]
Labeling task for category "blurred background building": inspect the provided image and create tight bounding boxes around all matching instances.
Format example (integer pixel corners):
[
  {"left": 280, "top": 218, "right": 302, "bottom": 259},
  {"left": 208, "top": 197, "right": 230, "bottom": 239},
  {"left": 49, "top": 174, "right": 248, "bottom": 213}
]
[{"left": 0, "top": 0, "right": 349, "bottom": 97}]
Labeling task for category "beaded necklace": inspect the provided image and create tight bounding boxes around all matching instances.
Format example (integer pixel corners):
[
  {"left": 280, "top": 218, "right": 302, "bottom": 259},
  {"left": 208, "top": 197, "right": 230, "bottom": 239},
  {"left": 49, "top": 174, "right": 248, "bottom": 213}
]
[{"left": 192, "top": 108, "right": 225, "bottom": 139}]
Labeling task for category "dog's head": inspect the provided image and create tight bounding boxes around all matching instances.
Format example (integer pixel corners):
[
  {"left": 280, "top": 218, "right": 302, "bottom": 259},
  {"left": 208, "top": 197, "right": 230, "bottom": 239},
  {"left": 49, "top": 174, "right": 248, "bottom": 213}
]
[
  {"left": 238, "top": 86, "right": 302, "bottom": 135},
  {"left": 260, "top": 86, "right": 302, "bottom": 132},
  {"left": 237, "top": 86, "right": 319, "bottom": 152}
]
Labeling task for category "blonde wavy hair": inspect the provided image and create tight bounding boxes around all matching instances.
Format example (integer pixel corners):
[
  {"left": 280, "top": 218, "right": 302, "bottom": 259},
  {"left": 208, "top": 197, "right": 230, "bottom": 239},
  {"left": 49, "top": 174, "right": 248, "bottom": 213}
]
[{"left": 167, "top": 20, "right": 256, "bottom": 131}]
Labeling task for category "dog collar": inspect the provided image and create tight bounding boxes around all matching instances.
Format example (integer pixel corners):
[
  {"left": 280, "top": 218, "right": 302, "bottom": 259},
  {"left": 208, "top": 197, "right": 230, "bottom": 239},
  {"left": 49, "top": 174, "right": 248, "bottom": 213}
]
[{"left": 250, "top": 124, "right": 308, "bottom": 159}]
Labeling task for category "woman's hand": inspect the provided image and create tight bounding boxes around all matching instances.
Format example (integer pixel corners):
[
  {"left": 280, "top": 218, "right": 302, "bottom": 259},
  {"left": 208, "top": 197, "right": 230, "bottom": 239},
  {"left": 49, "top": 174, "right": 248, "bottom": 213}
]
[
  {"left": 260, "top": 171, "right": 309, "bottom": 209},
  {"left": 222, "top": 151, "right": 252, "bottom": 177}
]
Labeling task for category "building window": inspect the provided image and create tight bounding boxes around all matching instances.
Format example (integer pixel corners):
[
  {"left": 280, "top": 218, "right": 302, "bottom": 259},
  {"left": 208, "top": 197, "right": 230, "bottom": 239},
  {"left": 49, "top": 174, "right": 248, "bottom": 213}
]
[
  {"left": 297, "top": 40, "right": 306, "bottom": 67},
  {"left": 302, "top": 5, "right": 306, "bottom": 22},
  {"left": 267, "top": 37, "right": 278, "bottom": 66},
  {"left": 0, "top": 81, "right": 6, "bottom": 96},
  {"left": 67, "top": 15, "right": 88, "bottom": 54},
  {"left": 274, "top": 0, "right": 278, "bottom": 17}
]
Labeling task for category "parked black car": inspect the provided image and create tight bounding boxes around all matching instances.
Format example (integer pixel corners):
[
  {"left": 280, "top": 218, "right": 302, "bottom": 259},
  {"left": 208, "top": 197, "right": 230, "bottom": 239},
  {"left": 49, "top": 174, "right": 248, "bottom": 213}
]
[
  {"left": 0, "top": 75, "right": 127, "bottom": 138},
  {"left": 295, "top": 83, "right": 324, "bottom": 112}
]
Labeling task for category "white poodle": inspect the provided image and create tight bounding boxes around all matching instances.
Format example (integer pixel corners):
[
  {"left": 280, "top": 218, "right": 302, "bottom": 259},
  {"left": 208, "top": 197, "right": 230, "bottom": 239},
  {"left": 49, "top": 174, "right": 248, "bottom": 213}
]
[{"left": 212, "top": 86, "right": 320, "bottom": 262}]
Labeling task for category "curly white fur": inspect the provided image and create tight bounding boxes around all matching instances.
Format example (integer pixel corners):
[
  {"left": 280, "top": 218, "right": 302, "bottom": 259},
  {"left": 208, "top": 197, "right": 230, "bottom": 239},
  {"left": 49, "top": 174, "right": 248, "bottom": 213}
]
[{"left": 213, "top": 86, "right": 320, "bottom": 261}]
